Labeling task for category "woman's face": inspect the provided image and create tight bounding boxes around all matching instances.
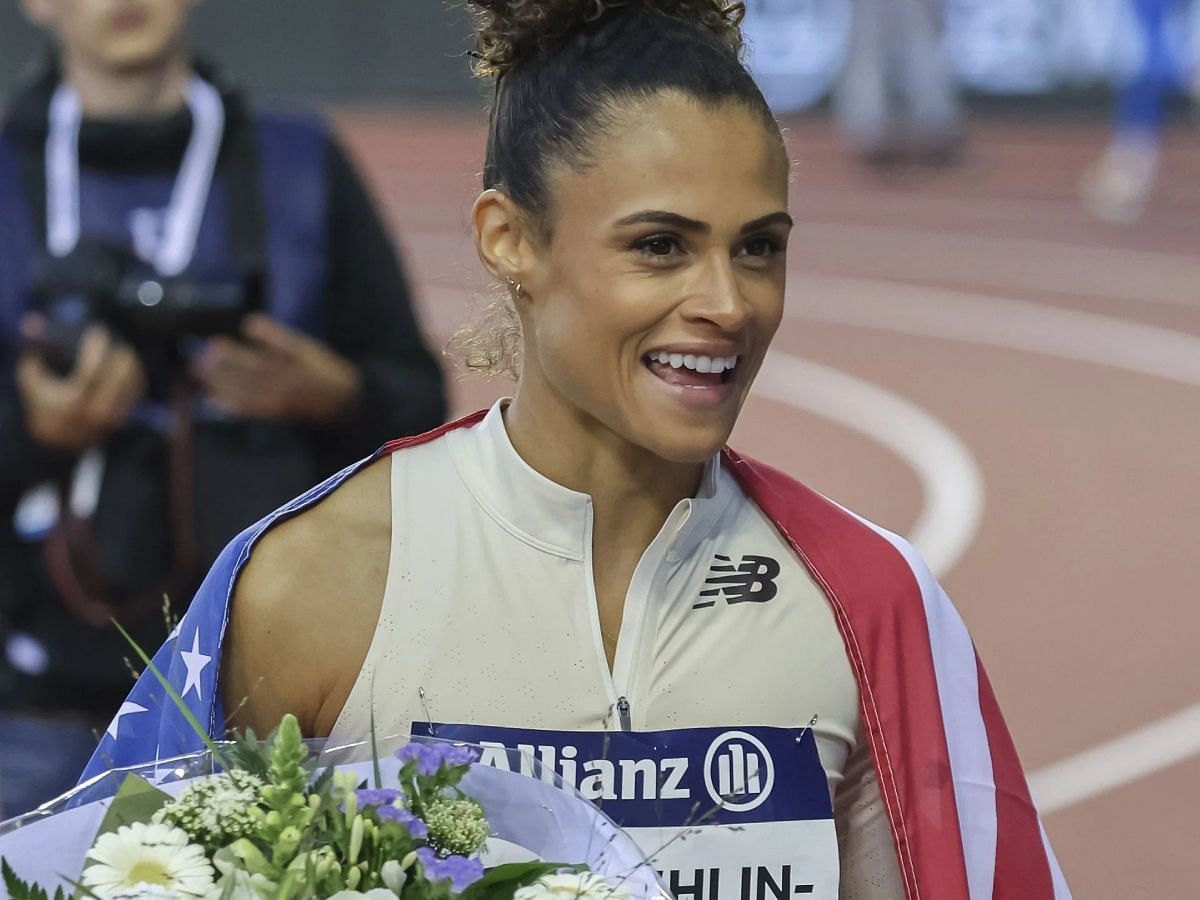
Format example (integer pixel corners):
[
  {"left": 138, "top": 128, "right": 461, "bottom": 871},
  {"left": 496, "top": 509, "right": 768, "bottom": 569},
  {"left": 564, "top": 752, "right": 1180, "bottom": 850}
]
[{"left": 520, "top": 94, "right": 791, "bottom": 465}]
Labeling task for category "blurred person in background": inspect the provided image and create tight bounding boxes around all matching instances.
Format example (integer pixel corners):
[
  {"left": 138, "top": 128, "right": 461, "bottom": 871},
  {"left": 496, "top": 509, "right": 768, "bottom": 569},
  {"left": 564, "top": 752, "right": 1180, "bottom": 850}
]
[
  {"left": 0, "top": 0, "right": 446, "bottom": 815},
  {"left": 833, "top": 0, "right": 962, "bottom": 165},
  {"left": 1081, "top": 0, "right": 1194, "bottom": 222}
]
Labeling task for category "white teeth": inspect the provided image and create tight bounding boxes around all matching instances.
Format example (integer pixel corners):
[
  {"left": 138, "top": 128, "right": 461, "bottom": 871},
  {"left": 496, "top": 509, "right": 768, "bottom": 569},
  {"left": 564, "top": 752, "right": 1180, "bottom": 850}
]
[{"left": 647, "top": 352, "right": 740, "bottom": 373}]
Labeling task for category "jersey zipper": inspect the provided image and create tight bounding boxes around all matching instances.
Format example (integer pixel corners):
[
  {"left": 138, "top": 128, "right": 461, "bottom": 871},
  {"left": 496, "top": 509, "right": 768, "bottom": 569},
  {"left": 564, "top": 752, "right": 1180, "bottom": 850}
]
[
  {"left": 581, "top": 501, "right": 622, "bottom": 719},
  {"left": 584, "top": 498, "right": 685, "bottom": 733},
  {"left": 616, "top": 696, "right": 632, "bottom": 731}
]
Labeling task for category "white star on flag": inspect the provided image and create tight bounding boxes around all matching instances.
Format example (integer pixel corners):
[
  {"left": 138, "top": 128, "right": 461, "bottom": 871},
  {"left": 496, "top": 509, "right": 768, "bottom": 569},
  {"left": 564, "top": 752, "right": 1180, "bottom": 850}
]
[
  {"left": 106, "top": 701, "right": 148, "bottom": 739},
  {"left": 180, "top": 627, "right": 212, "bottom": 701}
]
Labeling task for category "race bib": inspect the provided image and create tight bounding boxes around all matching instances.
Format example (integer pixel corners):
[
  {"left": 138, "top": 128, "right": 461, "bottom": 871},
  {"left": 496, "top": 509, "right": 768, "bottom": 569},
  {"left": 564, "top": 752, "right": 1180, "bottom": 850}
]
[{"left": 413, "top": 723, "right": 839, "bottom": 900}]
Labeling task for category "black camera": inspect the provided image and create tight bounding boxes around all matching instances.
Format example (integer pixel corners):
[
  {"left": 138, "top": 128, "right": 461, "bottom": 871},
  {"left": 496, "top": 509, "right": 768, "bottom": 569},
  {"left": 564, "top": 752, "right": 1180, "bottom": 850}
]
[{"left": 28, "top": 239, "right": 261, "bottom": 376}]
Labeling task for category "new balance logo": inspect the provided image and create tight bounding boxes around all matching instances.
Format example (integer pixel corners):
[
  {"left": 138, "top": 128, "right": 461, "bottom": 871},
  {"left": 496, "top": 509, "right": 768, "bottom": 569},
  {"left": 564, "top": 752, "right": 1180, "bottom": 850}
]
[{"left": 694, "top": 554, "right": 780, "bottom": 608}]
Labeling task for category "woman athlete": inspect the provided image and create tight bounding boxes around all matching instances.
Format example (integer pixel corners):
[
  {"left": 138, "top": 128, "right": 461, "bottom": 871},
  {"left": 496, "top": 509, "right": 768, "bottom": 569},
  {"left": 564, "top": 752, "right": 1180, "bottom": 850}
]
[{"left": 88, "top": 2, "right": 1069, "bottom": 897}]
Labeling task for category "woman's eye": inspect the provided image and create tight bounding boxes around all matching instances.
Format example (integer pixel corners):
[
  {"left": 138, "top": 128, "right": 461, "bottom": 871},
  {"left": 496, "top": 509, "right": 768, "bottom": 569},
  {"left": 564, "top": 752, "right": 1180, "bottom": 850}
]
[
  {"left": 633, "top": 235, "right": 682, "bottom": 258},
  {"left": 741, "top": 236, "right": 782, "bottom": 258}
]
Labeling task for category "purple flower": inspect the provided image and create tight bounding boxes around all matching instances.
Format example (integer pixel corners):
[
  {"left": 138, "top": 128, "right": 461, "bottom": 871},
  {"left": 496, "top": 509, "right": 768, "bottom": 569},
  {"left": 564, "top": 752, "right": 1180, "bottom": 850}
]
[
  {"left": 415, "top": 847, "right": 484, "bottom": 892},
  {"left": 396, "top": 742, "right": 480, "bottom": 776},
  {"left": 377, "top": 804, "right": 429, "bottom": 839},
  {"left": 356, "top": 787, "right": 405, "bottom": 808}
]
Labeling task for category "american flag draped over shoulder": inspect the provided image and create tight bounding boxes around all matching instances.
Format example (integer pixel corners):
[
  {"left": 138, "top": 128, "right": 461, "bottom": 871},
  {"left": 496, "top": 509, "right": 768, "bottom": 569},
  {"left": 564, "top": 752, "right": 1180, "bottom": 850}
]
[
  {"left": 81, "top": 415, "right": 477, "bottom": 781},
  {"left": 79, "top": 454, "right": 381, "bottom": 784},
  {"left": 723, "top": 449, "right": 1072, "bottom": 900},
  {"left": 83, "top": 413, "right": 1069, "bottom": 899}
]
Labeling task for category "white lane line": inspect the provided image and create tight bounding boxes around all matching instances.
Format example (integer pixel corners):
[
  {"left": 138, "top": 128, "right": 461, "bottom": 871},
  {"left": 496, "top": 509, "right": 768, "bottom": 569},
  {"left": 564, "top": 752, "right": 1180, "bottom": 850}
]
[
  {"left": 1029, "top": 704, "right": 1200, "bottom": 814},
  {"left": 788, "top": 273, "right": 1200, "bottom": 387},
  {"left": 754, "top": 353, "right": 985, "bottom": 579},
  {"left": 789, "top": 220, "right": 1200, "bottom": 308}
]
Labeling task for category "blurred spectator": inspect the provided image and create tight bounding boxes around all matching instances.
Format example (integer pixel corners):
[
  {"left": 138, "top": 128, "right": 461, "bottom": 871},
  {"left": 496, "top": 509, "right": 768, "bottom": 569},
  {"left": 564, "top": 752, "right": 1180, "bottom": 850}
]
[
  {"left": 833, "top": 0, "right": 962, "bottom": 165},
  {"left": 1080, "top": 0, "right": 1192, "bottom": 222},
  {"left": 0, "top": 0, "right": 445, "bottom": 815}
]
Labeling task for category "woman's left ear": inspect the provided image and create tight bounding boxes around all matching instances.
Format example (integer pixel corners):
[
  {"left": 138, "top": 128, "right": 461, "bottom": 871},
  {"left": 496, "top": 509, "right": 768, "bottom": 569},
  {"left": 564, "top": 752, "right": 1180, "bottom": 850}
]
[{"left": 472, "top": 189, "right": 539, "bottom": 294}]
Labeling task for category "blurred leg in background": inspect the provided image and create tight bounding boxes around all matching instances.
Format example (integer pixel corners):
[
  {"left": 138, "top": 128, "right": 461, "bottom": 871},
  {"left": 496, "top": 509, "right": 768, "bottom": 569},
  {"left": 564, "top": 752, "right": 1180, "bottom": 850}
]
[
  {"left": 1081, "top": 0, "right": 1183, "bottom": 222},
  {"left": 834, "top": 0, "right": 961, "bottom": 165}
]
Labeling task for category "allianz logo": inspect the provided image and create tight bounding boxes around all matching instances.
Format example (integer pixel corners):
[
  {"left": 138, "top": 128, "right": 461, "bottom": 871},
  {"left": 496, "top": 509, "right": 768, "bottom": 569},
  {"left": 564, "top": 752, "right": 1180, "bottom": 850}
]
[{"left": 477, "top": 730, "right": 775, "bottom": 812}]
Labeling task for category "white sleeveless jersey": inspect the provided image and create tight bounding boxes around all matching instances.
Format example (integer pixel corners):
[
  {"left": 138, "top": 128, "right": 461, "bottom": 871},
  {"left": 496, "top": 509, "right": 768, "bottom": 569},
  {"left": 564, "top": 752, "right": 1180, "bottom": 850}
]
[{"left": 328, "top": 402, "right": 903, "bottom": 898}]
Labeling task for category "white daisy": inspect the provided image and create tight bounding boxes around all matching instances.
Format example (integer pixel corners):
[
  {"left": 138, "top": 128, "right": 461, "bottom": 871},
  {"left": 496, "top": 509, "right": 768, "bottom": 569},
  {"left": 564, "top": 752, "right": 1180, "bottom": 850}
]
[
  {"left": 83, "top": 823, "right": 215, "bottom": 899},
  {"left": 513, "top": 872, "right": 636, "bottom": 900}
]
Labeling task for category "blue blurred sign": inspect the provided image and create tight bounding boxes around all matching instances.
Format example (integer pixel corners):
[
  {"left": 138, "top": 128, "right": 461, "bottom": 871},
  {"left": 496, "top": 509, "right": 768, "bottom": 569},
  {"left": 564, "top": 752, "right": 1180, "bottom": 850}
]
[{"left": 744, "top": 0, "right": 1199, "bottom": 109}]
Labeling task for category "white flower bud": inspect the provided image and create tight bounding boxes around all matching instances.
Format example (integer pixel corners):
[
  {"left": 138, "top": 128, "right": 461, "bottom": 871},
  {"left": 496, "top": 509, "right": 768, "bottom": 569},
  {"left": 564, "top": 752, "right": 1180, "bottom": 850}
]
[
  {"left": 380, "top": 860, "right": 407, "bottom": 894},
  {"left": 349, "top": 815, "right": 364, "bottom": 864}
]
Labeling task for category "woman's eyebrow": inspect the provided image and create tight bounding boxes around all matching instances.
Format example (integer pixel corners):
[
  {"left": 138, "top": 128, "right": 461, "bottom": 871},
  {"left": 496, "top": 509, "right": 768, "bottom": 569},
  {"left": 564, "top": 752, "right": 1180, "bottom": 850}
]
[
  {"left": 739, "top": 212, "right": 794, "bottom": 234},
  {"left": 611, "top": 210, "right": 794, "bottom": 235},
  {"left": 612, "top": 210, "right": 711, "bottom": 233}
]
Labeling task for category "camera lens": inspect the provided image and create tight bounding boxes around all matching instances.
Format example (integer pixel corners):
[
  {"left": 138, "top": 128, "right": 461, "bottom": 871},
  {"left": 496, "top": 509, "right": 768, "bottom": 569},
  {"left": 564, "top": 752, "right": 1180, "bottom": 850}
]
[{"left": 137, "top": 280, "right": 165, "bottom": 307}]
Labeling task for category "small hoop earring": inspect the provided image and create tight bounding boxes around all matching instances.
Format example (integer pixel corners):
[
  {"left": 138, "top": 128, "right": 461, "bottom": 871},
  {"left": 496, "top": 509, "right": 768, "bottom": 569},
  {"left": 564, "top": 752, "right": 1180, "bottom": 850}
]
[{"left": 504, "top": 277, "right": 524, "bottom": 298}]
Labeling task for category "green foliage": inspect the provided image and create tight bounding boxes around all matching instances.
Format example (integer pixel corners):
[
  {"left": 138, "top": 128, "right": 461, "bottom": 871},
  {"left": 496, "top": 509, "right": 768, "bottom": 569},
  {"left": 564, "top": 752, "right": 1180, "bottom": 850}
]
[
  {"left": 369, "top": 704, "right": 382, "bottom": 790},
  {"left": 252, "top": 715, "right": 318, "bottom": 868},
  {"left": 1, "top": 859, "right": 69, "bottom": 900},
  {"left": 262, "top": 715, "right": 310, "bottom": 805},
  {"left": 94, "top": 775, "right": 171, "bottom": 838},
  {"left": 225, "top": 727, "right": 272, "bottom": 781},
  {"left": 4, "top": 693, "right": 605, "bottom": 900}
]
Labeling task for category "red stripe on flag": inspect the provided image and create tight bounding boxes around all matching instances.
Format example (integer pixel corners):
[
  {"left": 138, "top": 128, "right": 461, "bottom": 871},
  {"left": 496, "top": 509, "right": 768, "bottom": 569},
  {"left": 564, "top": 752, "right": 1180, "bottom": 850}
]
[
  {"left": 725, "top": 449, "right": 971, "bottom": 900},
  {"left": 977, "top": 659, "right": 1055, "bottom": 899}
]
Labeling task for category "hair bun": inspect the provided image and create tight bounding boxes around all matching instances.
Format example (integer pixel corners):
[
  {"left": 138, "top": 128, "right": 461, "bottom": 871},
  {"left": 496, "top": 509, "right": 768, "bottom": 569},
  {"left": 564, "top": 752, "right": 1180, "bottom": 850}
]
[{"left": 466, "top": 0, "right": 746, "bottom": 79}]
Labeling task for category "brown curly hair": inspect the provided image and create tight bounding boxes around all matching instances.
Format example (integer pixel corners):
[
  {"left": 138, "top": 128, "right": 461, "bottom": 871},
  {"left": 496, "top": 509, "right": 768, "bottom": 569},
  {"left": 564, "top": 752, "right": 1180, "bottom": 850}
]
[{"left": 467, "top": 1, "right": 747, "bottom": 79}]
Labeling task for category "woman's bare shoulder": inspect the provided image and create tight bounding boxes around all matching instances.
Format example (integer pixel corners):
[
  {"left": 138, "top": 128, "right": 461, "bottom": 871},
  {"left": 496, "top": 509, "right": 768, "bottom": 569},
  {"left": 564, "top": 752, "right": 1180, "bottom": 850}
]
[{"left": 222, "top": 457, "right": 392, "bottom": 737}]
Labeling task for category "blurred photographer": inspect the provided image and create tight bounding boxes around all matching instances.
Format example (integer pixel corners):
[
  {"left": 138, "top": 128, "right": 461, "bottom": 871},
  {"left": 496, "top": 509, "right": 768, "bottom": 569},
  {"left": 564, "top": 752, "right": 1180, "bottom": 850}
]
[{"left": 0, "top": 0, "right": 446, "bottom": 814}]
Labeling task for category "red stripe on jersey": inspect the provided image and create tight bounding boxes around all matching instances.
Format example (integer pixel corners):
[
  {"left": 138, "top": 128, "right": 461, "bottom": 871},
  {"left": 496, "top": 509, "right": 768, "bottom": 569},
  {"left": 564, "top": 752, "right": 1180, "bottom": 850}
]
[
  {"left": 380, "top": 409, "right": 489, "bottom": 457},
  {"left": 977, "top": 659, "right": 1056, "bottom": 899},
  {"left": 724, "top": 449, "right": 971, "bottom": 900}
]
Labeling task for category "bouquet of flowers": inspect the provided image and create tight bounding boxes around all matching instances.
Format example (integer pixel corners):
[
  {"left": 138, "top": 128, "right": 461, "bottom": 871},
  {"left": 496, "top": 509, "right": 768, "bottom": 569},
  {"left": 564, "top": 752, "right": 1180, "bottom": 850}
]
[{"left": 0, "top": 715, "right": 663, "bottom": 900}]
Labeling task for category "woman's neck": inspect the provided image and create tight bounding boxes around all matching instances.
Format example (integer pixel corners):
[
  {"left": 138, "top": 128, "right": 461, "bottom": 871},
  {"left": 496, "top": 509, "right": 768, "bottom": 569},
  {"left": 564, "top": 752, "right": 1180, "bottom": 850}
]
[
  {"left": 60, "top": 49, "right": 191, "bottom": 119},
  {"left": 504, "top": 386, "right": 706, "bottom": 549}
]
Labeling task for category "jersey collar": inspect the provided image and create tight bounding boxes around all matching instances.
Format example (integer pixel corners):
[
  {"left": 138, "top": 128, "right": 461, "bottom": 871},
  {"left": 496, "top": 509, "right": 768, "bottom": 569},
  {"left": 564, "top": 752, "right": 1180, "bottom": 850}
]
[{"left": 446, "top": 400, "right": 728, "bottom": 562}]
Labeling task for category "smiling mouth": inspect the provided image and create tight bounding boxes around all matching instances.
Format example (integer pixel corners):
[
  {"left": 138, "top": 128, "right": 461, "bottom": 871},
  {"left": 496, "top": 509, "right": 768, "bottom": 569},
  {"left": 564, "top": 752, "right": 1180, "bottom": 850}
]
[{"left": 643, "top": 351, "right": 739, "bottom": 390}]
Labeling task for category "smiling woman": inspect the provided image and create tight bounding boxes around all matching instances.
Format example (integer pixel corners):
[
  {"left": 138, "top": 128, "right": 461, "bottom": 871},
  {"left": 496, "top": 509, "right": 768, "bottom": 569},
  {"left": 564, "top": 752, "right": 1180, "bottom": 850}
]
[
  {"left": 472, "top": 93, "right": 790, "bottom": 469},
  {"left": 87, "top": 2, "right": 1068, "bottom": 898}
]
